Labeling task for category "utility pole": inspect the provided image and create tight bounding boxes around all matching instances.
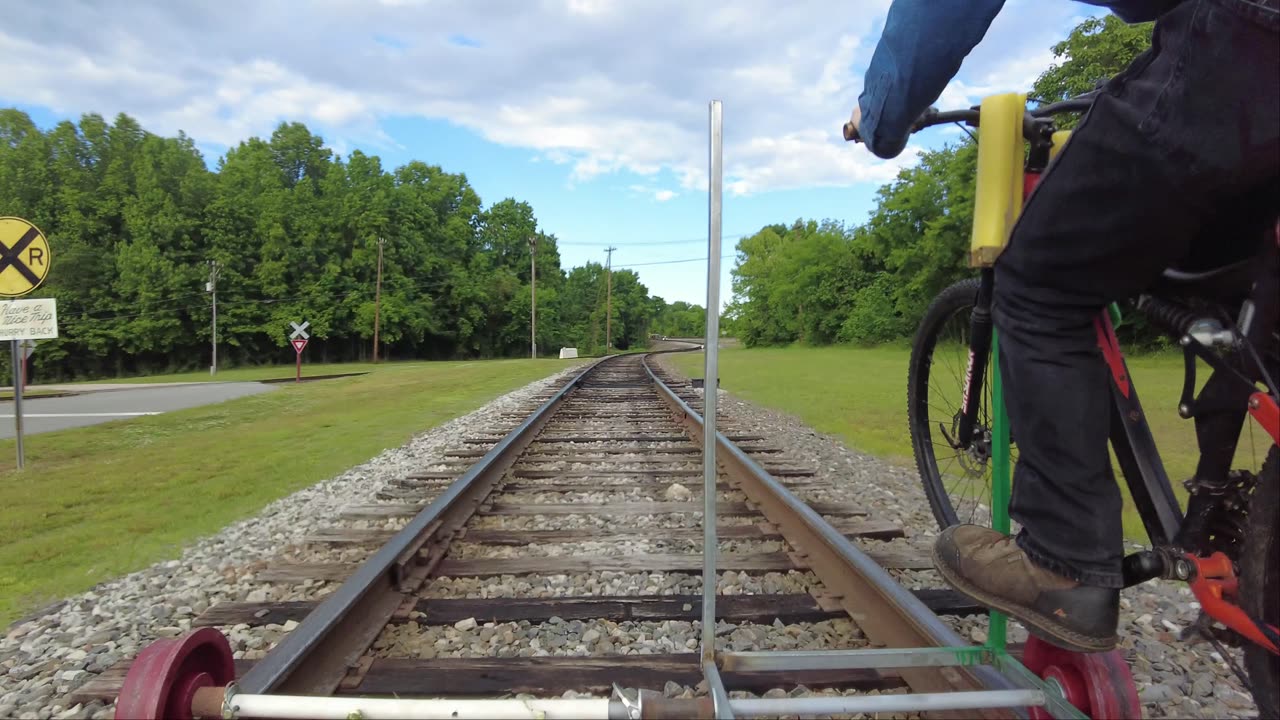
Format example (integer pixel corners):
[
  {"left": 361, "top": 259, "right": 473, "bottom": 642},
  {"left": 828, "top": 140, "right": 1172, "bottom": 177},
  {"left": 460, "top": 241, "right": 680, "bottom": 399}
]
[
  {"left": 604, "top": 246, "right": 617, "bottom": 354},
  {"left": 528, "top": 235, "right": 537, "bottom": 359},
  {"left": 373, "top": 237, "right": 385, "bottom": 363},
  {"left": 207, "top": 260, "right": 220, "bottom": 375}
]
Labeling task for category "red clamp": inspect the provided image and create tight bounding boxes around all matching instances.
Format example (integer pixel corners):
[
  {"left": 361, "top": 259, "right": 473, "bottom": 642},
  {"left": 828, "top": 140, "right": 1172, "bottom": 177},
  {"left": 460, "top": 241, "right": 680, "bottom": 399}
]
[
  {"left": 1247, "top": 391, "right": 1279, "bottom": 445},
  {"left": 1185, "top": 552, "right": 1278, "bottom": 654}
]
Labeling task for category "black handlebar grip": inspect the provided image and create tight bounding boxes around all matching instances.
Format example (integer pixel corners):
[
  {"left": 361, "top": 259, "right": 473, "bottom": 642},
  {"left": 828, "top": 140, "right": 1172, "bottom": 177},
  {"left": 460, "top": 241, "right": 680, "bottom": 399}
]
[
  {"left": 911, "top": 106, "right": 940, "bottom": 132},
  {"left": 842, "top": 121, "right": 862, "bottom": 143}
]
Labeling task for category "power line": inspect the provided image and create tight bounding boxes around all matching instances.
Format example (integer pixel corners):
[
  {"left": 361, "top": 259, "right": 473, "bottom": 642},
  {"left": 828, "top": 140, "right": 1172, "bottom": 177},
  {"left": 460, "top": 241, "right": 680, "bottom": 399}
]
[
  {"left": 615, "top": 254, "right": 735, "bottom": 269},
  {"left": 51, "top": 253, "right": 736, "bottom": 329},
  {"left": 50, "top": 290, "right": 206, "bottom": 316},
  {"left": 556, "top": 233, "right": 750, "bottom": 247},
  {"left": 52, "top": 274, "right": 463, "bottom": 329}
]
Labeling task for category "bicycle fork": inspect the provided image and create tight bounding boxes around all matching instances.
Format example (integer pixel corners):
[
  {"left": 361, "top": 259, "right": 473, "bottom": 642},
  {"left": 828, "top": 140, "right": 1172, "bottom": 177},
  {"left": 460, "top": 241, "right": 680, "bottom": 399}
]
[{"left": 952, "top": 268, "right": 997, "bottom": 449}]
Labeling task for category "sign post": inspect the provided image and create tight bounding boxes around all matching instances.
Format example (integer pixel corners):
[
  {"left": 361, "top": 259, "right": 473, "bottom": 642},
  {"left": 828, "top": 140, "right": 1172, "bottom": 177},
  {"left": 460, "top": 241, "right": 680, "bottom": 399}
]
[
  {"left": 19, "top": 339, "right": 36, "bottom": 390},
  {"left": 290, "top": 321, "right": 310, "bottom": 383},
  {"left": 0, "top": 216, "right": 55, "bottom": 471}
]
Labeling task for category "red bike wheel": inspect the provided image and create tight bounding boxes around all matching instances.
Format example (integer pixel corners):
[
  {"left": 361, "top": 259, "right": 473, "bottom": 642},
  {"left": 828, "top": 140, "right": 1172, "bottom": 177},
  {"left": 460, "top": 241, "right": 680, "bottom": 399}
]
[
  {"left": 114, "top": 628, "right": 234, "bottom": 720},
  {"left": 1023, "top": 635, "right": 1141, "bottom": 719}
]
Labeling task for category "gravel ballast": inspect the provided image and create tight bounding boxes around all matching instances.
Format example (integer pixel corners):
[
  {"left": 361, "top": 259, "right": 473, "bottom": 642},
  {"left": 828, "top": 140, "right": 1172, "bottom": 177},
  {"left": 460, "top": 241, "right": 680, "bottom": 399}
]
[
  {"left": 1, "top": 352, "right": 1263, "bottom": 720},
  {"left": 0, "top": 364, "right": 585, "bottom": 720},
  {"left": 657, "top": 354, "right": 1260, "bottom": 720}
]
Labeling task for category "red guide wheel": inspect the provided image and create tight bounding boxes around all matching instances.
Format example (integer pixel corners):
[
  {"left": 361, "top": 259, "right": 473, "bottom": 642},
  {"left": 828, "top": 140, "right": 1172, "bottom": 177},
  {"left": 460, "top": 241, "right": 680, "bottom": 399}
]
[{"left": 114, "top": 628, "right": 234, "bottom": 720}]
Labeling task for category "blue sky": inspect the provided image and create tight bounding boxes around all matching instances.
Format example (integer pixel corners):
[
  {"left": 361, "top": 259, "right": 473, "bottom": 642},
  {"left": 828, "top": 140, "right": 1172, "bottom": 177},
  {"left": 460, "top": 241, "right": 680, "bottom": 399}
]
[{"left": 1, "top": 1, "right": 1105, "bottom": 307}]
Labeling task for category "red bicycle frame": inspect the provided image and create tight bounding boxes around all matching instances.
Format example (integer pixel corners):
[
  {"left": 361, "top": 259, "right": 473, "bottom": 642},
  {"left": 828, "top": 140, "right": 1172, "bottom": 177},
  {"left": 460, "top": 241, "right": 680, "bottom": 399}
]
[{"left": 1022, "top": 170, "right": 1280, "bottom": 656}]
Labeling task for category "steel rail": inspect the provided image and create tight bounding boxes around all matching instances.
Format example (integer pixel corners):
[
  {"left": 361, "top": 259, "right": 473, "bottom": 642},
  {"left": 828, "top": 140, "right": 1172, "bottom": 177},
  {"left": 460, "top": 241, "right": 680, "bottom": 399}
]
[
  {"left": 640, "top": 352, "right": 1027, "bottom": 718},
  {"left": 238, "top": 355, "right": 615, "bottom": 695}
]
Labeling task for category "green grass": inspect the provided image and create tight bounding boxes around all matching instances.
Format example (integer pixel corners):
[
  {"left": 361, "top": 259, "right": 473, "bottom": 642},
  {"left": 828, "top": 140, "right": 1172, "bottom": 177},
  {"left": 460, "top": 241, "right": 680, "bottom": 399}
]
[
  {"left": 669, "top": 344, "right": 1270, "bottom": 541},
  {"left": 0, "top": 389, "right": 69, "bottom": 400},
  {"left": 78, "top": 361, "right": 379, "bottom": 385},
  {"left": 0, "top": 358, "right": 578, "bottom": 625}
]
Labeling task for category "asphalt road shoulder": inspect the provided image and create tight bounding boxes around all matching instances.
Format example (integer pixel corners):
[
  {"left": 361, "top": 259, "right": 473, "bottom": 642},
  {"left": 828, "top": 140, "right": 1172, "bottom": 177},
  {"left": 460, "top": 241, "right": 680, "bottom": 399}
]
[{"left": 0, "top": 382, "right": 277, "bottom": 439}]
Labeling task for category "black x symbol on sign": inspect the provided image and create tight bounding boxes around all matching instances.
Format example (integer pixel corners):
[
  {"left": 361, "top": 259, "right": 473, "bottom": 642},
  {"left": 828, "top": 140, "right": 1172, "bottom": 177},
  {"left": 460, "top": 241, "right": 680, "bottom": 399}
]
[{"left": 0, "top": 227, "right": 43, "bottom": 286}]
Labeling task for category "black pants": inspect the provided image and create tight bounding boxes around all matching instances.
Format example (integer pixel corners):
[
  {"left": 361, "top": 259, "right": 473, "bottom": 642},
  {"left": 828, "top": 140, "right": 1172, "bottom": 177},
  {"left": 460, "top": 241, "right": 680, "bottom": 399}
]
[{"left": 993, "top": 0, "right": 1279, "bottom": 588}]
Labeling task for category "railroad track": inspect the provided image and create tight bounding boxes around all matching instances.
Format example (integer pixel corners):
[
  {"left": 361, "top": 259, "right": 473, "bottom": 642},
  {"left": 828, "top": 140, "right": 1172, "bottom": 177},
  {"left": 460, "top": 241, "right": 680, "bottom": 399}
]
[{"left": 84, "top": 350, "right": 1052, "bottom": 718}]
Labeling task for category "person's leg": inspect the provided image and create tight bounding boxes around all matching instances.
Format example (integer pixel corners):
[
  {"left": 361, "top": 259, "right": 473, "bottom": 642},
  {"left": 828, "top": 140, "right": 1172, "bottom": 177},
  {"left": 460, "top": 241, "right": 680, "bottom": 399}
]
[{"left": 934, "top": 0, "right": 1278, "bottom": 652}]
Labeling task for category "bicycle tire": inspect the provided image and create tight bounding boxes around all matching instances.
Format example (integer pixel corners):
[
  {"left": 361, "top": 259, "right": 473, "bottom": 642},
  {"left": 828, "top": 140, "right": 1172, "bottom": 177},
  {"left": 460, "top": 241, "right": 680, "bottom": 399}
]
[
  {"left": 908, "top": 278, "right": 1013, "bottom": 530},
  {"left": 1241, "top": 445, "right": 1278, "bottom": 718}
]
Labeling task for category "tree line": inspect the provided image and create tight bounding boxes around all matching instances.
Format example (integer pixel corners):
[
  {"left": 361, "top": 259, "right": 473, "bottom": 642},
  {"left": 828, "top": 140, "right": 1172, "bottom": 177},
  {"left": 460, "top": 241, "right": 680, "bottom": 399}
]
[
  {"left": 725, "top": 15, "right": 1159, "bottom": 348},
  {"left": 0, "top": 112, "right": 706, "bottom": 380}
]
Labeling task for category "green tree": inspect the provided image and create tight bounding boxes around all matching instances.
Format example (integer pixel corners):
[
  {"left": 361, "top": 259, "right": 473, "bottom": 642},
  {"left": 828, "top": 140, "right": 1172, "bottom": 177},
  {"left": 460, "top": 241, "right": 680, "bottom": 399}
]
[
  {"left": 726, "top": 12, "right": 1158, "bottom": 349},
  {"left": 0, "top": 109, "right": 678, "bottom": 379},
  {"left": 1033, "top": 14, "right": 1154, "bottom": 127}
]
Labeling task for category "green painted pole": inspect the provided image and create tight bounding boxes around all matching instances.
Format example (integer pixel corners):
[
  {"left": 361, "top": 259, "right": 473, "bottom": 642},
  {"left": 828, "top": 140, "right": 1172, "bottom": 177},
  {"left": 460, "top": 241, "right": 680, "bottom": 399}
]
[{"left": 987, "top": 330, "right": 1009, "bottom": 651}]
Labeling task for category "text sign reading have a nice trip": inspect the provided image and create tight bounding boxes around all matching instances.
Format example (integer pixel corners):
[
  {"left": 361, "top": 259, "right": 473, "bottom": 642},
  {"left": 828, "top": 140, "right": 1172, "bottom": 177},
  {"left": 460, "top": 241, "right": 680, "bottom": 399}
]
[{"left": 0, "top": 298, "right": 58, "bottom": 341}]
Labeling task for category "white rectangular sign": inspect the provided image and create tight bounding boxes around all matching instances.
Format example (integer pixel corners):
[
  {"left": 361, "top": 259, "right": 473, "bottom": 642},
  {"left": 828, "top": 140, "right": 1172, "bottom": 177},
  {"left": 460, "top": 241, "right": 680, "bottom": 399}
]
[{"left": 0, "top": 298, "right": 58, "bottom": 340}]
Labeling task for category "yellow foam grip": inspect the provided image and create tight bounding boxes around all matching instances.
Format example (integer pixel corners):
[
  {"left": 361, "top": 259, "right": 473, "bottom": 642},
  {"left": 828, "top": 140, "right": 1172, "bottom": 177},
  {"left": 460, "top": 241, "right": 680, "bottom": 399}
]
[
  {"left": 969, "top": 92, "right": 1027, "bottom": 268},
  {"left": 1049, "top": 130, "right": 1072, "bottom": 163}
]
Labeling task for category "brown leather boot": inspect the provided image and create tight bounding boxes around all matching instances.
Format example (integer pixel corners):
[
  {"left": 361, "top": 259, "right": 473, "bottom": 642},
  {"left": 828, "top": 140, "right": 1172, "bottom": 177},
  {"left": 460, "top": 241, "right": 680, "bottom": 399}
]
[{"left": 932, "top": 524, "right": 1119, "bottom": 653}]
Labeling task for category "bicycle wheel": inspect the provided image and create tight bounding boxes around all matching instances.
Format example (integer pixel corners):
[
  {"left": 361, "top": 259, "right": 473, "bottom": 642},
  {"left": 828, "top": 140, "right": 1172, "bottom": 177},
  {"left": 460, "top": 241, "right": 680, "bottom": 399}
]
[
  {"left": 1241, "top": 445, "right": 1278, "bottom": 717},
  {"left": 908, "top": 278, "right": 1018, "bottom": 530}
]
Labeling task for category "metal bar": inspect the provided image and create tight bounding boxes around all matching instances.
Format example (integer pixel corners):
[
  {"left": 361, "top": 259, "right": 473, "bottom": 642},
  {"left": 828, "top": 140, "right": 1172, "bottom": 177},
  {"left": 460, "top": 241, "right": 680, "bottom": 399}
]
[
  {"left": 10, "top": 338, "right": 24, "bottom": 469},
  {"left": 991, "top": 653, "right": 1089, "bottom": 719},
  {"left": 720, "top": 647, "right": 994, "bottom": 672},
  {"left": 641, "top": 354, "right": 1026, "bottom": 718},
  {"left": 702, "top": 98, "right": 724, "bottom": 665},
  {"left": 237, "top": 357, "right": 612, "bottom": 695},
  {"left": 217, "top": 688, "right": 1047, "bottom": 720},
  {"left": 226, "top": 692, "right": 616, "bottom": 720},
  {"left": 702, "top": 660, "right": 734, "bottom": 720},
  {"left": 988, "top": 330, "right": 1009, "bottom": 650},
  {"left": 726, "top": 690, "right": 1044, "bottom": 717}
]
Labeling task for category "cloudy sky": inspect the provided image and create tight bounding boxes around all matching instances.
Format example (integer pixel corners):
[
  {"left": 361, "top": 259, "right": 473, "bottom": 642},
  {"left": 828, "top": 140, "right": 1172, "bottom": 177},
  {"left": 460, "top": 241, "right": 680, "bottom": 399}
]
[{"left": 1, "top": 0, "right": 1106, "bottom": 306}]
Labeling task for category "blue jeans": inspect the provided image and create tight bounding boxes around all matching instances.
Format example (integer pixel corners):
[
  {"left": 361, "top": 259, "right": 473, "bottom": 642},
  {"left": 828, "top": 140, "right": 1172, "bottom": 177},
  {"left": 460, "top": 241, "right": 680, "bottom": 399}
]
[{"left": 993, "top": 0, "right": 1279, "bottom": 588}]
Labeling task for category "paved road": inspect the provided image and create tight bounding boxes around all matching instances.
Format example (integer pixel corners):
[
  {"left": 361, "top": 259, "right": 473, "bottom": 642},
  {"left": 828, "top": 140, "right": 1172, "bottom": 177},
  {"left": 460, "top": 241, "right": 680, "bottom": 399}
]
[{"left": 0, "top": 382, "right": 276, "bottom": 438}]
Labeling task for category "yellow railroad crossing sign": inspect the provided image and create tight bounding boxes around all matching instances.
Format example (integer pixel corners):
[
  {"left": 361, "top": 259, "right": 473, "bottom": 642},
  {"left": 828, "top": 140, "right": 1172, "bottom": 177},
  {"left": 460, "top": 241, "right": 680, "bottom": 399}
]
[{"left": 0, "top": 217, "right": 51, "bottom": 298}]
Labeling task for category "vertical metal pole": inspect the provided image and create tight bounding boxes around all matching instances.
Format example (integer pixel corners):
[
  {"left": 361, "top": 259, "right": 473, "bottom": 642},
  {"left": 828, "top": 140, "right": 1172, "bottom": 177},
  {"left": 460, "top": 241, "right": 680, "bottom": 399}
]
[
  {"left": 701, "top": 99, "right": 723, "bottom": 677},
  {"left": 987, "top": 330, "right": 1009, "bottom": 651},
  {"left": 373, "top": 237, "right": 384, "bottom": 363},
  {"left": 296, "top": 349, "right": 302, "bottom": 383},
  {"left": 11, "top": 339, "right": 25, "bottom": 470},
  {"left": 604, "top": 246, "right": 616, "bottom": 354},
  {"left": 209, "top": 261, "right": 218, "bottom": 376},
  {"left": 530, "top": 236, "right": 537, "bottom": 359}
]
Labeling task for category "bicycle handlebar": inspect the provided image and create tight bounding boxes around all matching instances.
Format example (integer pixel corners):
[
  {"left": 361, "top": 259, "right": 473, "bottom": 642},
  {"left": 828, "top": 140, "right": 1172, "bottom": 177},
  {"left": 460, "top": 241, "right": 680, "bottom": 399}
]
[{"left": 842, "top": 91, "right": 1099, "bottom": 144}]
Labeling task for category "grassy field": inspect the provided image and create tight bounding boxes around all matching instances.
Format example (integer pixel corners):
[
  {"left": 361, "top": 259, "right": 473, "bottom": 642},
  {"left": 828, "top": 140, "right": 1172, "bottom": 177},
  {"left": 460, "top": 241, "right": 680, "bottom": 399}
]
[
  {"left": 669, "top": 344, "right": 1271, "bottom": 540},
  {"left": 83, "top": 361, "right": 378, "bottom": 385},
  {"left": 0, "top": 389, "right": 68, "bottom": 400},
  {"left": 0, "top": 358, "right": 576, "bottom": 625}
]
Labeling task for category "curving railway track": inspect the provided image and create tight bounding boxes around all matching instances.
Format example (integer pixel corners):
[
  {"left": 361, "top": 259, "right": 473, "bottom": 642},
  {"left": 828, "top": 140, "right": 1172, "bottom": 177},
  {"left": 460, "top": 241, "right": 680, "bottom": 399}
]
[{"left": 83, "top": 349, "right": 1077, "bottom": 719}]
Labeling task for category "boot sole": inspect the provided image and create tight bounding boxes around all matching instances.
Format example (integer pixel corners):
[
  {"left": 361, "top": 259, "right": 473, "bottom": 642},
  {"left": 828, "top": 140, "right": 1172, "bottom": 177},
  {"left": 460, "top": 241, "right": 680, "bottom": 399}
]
[{"left": 931, "top": 544, "right": 1117, "bottom": 654}]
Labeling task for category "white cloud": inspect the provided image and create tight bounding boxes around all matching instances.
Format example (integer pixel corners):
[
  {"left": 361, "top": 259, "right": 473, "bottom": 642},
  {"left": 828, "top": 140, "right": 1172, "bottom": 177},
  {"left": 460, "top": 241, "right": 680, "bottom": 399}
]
[
  {"left": 0, "top": 0, "right": 1070, "bottom": 195},
  {"left": 627, "top": 184, "right": 679, "bottom": 202},
  {"left": 566, "top": 0, "right": 616, "bottom": 16},
  {"left": 938, "top": 50, "right": 1058, "bottom": 110}
]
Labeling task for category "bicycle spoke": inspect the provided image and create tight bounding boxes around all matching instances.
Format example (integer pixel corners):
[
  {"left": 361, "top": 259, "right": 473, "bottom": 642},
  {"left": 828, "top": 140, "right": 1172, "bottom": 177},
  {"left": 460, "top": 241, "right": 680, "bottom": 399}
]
[{"left": 911, "top": 281, "right": 1013, "bottom": 530}]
